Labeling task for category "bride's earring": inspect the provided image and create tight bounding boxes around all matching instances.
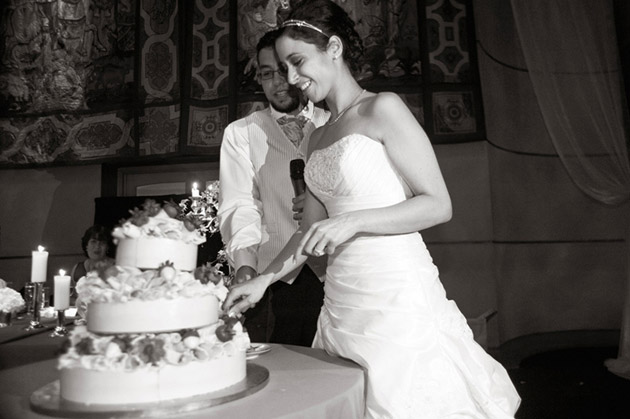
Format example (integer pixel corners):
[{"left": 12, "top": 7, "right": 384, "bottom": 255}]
[{"left": 328, "top": 36, "right": 342, "bottom": 62}]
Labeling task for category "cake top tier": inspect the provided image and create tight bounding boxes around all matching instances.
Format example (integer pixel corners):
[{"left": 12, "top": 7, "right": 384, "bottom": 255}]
[
  {"left": 111, "top": 181, "right": 221, "bottom": 245},
  {"left": 113, "top": 207, "right": 206, "bottom": 245}
]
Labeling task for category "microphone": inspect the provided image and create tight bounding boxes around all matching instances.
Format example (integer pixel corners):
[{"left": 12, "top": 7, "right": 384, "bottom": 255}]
[{"left": 290, "top": 159, "right": 306, "bottom": 196}]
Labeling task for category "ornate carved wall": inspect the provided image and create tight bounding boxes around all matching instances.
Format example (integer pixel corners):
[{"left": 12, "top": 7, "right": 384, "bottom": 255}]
[{"left": 0, "top": 0, "right": 482, "bottom": 168}]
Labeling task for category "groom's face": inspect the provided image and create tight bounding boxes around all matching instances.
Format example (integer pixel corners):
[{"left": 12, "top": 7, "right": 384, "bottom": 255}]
[{"left": 257, "top": 46, "right": 303, "bottom": 114}]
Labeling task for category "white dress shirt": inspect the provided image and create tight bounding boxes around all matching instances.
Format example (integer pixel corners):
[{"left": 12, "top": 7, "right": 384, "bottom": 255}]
[{"left": 218, "top": 101, "right": 329, "bottom": 283}]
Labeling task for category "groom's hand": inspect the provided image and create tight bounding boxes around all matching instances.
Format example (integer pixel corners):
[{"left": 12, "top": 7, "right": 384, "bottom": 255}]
[{"left": 223, "top": 276, "right": 269, "bottom": 316}]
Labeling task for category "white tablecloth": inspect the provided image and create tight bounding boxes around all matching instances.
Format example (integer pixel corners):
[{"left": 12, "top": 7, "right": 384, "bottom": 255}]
[{"left": 0, "top": 343, "right": 365, "bottom": 419}]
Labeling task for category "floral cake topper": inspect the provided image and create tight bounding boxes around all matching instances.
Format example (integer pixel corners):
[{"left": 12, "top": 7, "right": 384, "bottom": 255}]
[
  {"left": 178, "top": 180, "right": 220, "bottom": 235},
  {"left": 113, "top": 181, "right": 221, "bottom": 245}
]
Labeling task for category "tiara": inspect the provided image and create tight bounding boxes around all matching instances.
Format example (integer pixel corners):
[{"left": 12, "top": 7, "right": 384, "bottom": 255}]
[{"left": 282, "top": 19, "right": 329, "bottom": 38}]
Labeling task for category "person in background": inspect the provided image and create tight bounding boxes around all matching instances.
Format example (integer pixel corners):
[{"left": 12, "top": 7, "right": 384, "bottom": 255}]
[
  {"left": 218, "top": 29, "right": 329, "bottom": 346},
  {"left": 224, "top": 1, "right": 520, "bottom": 417},
  {"left": 70, "top": 225, "right": 115, "bottom": 285}
]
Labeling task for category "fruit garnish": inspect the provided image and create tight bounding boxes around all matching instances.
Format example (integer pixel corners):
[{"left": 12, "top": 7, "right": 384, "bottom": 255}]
[
  {"left": 111, "top": 336, "right": 133, "bottom": 352},
  {"left": 215, "top": 324, "right": 235, "bottom": 342},
  {"left": 180, "top": 329, "right": 200, "bottom": 340},
  {"left": 162, "top": 201, "right": 181, "bottom": 218},
  {"left": 221, "top": 315, "right": 241, "bottom": 329},
  {"left": 158, "top": 261, "right": 176, "bottom": 280},
  {"left": 136, "top": 337, "right": 166, "bottom": 366},
  {"left": 142, "top": 199, "right": 162, "bottom": 217},
  {"left": 194, "top": 262, "right": 227, "bottom": 285},
  {"left": 183, "top": 218, "right": 196, "bottom": 232},
  {"left": 128, "top": 207, "right": 149, "bottom": 227},
  {"left": 75, "top": 337, "right": 96, "bottom": 355}
]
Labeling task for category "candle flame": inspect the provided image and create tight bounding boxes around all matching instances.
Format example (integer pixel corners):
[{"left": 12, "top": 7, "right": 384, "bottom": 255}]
[
  {"left": 38, "top": 245, "right": 45, "bottom": 252},
  {"left": 59, "top": 269, "right": 66, "bottom": 276}
]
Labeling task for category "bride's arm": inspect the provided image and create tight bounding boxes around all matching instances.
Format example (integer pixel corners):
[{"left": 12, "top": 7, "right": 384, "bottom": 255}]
[
  {"left": 297, "top": 92, "right": 452, "bottom": 256},
  {"left": 223, "top": 188, "right": 328, "bottom": 315},
  {"left": 363, "top": 92, "right": 452, "bottom": 231}
]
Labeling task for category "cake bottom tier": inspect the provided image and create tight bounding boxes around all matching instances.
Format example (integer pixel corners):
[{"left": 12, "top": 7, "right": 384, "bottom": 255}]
[{"left": 60, "top": 351, "right": 246, "bottom": 405}]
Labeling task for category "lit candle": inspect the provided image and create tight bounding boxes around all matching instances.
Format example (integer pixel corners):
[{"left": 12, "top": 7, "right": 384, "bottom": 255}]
[
  {"left": 31, "top": 246, "right": 48, "bottom": 283},
  {"left": 54, "top": 269, "right": 71, "bottom": 310},
  {"left": 191, "top": 182, "right": 200, "bottom": 198}
]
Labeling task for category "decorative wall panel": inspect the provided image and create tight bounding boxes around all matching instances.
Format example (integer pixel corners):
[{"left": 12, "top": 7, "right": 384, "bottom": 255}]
[
  {"left": 187, "top": 105, "right": 228, "bottom": 149},
  {"left": 0, "top": 0, "right": 483, "bottom": 168},
  {"left": 71, "top": 111, "right": 134, "bottom": 159},
  {"left": 426, "top": 0, "right": 471, "bottom": 83},
  {"left": 433, "top": 91, "right": 476, "bottom": 135},
  {"left": 13, "top": 117, "right": 72, "bottom": 164},
  {"left": 140, "top": 0, "right": 179, "bottom": 103},
  {"left": 138, "top": 105, "right": 180, "bottom": 155},
  {"left": 343, "top": 0, "right": 422, "bottom": 82},
  {"left": 191, "top": 0, "right": 230, "bottom": 100},
  {"left": 0, "top": 111, "right": 134, "bottom": 164}
]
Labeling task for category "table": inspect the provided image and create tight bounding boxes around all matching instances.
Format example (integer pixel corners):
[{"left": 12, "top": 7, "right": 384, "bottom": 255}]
[
  {"left": 0, "top": 343, "right": 365, "bottom": 419},
  {"left": 0, "top": 315, "right": 74, "bottom": 370},
  {"left": 0, "top": 315, "right": 58, "bottom": 344}
]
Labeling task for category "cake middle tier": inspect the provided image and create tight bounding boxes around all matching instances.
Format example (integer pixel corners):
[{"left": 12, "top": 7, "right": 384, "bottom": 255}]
[{"left": 87, "top": 295, "right": 219, "bottom": 334}]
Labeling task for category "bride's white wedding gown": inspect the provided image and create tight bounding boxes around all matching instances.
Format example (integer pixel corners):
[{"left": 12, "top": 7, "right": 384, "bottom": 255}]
[{"left": 305, "top": 134, "right": 520, "bottom": 419}]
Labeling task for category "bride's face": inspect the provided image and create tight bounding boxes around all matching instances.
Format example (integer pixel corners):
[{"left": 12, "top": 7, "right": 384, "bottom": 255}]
[{"left": 276, "top": 35, "right": 334, "bottom": 104}]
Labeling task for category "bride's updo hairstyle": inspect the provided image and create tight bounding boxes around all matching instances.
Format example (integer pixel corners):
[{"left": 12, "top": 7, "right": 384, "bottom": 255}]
[{"left": 279, "top": 0, "right": 364, "bottom": 76}]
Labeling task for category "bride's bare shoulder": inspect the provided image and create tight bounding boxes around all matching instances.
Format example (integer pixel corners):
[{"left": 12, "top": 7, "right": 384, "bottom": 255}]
[
  {"left": 359, "top": 92, "right": 409, "bottom": 134},
  {"left": 368, "top": 92, "right": 406, "bottom": 113}
]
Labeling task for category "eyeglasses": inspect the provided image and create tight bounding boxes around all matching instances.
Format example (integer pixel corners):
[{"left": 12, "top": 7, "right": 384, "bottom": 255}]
[{"left": 258, "top": 68, "right": 287, "bottom": 80}]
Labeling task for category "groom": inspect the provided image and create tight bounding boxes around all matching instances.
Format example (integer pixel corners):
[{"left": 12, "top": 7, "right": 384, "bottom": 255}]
[{"left": 218, "top": 30, "right": 329, "bottom": 346}]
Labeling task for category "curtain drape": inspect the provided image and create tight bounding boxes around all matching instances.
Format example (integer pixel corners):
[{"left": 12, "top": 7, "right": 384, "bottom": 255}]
[{"left": 510, "top": 0, "right": 630, "bottom": 377}]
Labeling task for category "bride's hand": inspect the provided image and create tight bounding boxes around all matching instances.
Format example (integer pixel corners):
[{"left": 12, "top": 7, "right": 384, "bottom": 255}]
[
  {"left": 296, "top": 214, "right": 357, "bottom": 258},
  {"left": 222, "top": 275, "right": 270, "bottom": 316}
]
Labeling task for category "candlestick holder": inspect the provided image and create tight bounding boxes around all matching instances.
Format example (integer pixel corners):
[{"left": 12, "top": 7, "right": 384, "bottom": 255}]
[
  {"left": 50, "top": 309, "right": 68, "bottom": 337},
  {"left": 24, "top": 283, "right": 35, "bottom": 316},
  {"left": 24, "top": 282, "right": 45, "bottom": 330}
]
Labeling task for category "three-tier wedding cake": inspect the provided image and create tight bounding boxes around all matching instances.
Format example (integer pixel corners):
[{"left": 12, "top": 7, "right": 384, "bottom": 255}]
[{"left": 57, "top": 189, "right": 250, "bottom": 405}]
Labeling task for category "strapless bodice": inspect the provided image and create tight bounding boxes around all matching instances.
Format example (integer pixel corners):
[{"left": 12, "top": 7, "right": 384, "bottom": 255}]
[{"left": 305, "top": 134, "right": 410, "bottom": 216}]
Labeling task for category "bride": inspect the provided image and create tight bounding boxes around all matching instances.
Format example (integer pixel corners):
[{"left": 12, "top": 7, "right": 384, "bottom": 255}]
[{"left": 224, "top": 1, "right": 520, "bottom": 417}]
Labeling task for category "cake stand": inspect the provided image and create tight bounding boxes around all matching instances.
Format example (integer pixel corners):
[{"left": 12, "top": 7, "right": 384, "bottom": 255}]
[{"left": 29, "top": 363, "right": 269, "bottom": 418}]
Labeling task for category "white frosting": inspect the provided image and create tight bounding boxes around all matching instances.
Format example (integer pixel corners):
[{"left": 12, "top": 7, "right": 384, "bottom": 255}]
[
  {"left": 59, "top": 324, "right": 250, "bottom": 372},
  {"left": 87, "top": 296, "right": 219, "bottom": 334},
  {"left": 116, "top": 238, "right": 198, "bottom": 271},
  {"left": 112, "top": 209, "right": 206, "bottom": 245},
  {"left": 76, "top": 266, "right": 227, "bottom": 305},
  {"left": 60, "top": 351, "right": 246, "bottom": 404}
]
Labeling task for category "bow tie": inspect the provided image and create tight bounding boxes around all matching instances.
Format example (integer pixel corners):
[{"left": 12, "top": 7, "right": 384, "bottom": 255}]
[
  {"left": 277, "top": 115, "right": 309, "bottom": 147},
  {"left": 277, "top": 115, "right": 308, "bottom": 128}
]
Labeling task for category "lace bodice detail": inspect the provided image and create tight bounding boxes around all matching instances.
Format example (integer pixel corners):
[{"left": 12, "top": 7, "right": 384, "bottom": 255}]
[
  {"left": 305, "top": 136, "right": 349, "bottom": 196},
  {"left": 305, "top": 134, "right": 409, "bottom": 216}
]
